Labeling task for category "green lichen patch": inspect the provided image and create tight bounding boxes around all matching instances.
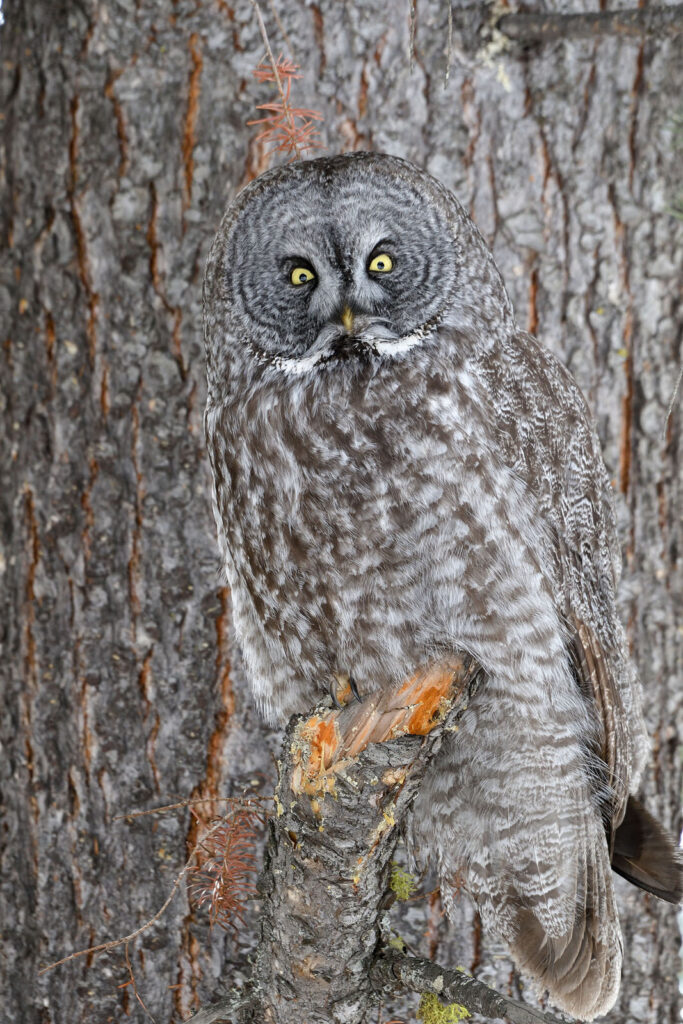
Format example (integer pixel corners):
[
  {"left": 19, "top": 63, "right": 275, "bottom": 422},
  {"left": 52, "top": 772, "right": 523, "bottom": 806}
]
[
  {"left": 389, "top": 862, "right": 418, "bottom": 900},
  {"left": 417, "top": 991, "right": 470, "bottom": 1023}
]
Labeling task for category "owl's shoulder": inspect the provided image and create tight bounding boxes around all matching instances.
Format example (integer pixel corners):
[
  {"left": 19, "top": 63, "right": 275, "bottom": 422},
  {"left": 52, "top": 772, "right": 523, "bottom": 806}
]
[
  {"left": 472, "top": 326, "right": 621, "bottom": 597},
  {"left": 482, "top": 329, "right": 591, "bottom": 426},
  {"left": 473, "top": 329, "right": 609, "bottom": 493}
]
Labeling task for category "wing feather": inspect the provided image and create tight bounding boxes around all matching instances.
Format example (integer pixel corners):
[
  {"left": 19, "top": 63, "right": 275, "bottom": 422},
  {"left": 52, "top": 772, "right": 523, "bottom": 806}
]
[{"left": 475, "top": 330, "right": 648, "bottom": 821}]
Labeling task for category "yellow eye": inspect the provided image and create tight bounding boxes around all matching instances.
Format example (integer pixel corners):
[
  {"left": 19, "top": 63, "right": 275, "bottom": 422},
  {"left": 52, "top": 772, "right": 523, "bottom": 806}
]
[
  {"left": 368, "top": 253, "right": 393, "bottom": 274},
  {"left": 291, "top": 266, "right": 315, "bottom": 286}
]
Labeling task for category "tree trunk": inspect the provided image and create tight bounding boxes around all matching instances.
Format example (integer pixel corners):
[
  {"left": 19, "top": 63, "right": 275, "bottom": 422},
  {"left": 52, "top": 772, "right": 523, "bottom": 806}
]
[{"left": 1, "top": 2, "right": 680, "bottom": 1023}]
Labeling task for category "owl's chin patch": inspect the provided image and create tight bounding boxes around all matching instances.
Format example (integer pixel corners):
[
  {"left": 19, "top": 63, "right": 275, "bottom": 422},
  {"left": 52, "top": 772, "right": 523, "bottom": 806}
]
[{"left": 324, "top": 334, "right": 376, "bottom": 364}]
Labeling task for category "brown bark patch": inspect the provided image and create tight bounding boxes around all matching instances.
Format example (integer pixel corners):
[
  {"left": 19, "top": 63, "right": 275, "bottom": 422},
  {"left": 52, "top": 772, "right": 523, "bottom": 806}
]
[
  {"left": 183, "top": 33, "right": 203, "bottom": 212},
  {"left": 104, "top": 69, "right": 129, "bottom": 178},
  {"left": 69, "top": 96, "right": 99, "bottom": 366}
]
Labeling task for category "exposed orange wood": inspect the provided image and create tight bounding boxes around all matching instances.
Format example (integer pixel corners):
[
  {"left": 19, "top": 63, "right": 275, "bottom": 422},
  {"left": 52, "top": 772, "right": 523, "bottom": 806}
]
[{"left": 291, "top": 658, "right": 474, "bottom": 796}]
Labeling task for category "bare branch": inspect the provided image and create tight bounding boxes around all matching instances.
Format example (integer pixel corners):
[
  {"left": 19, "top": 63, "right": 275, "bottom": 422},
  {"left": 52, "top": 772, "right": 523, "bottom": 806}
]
[
  {"left": 190, "top": 657, "right": 577, "bottom": 1022},
  {"left": 662, "top": 364, "right": 682, "bottom": 440},
  {"left": 112, "top": 795, "right": 268, "bottom": 822},
  {"left": 266, "top": 0, "right": 294, "bottom": 57},
  {"left": 497, "top": 5, "right": 683, "bottom": 45},
  {"left": 122, "top": 941, "right": 157, "bottom": 1023},
  {"left": 371, "top": 948, "right": 572, "bottom": 1024},
  {"left": 408, "top": 0, "right": 418, "bottom": 69},
  {"left": 445, "top": 1, "right": 453, "bottom": 85}
]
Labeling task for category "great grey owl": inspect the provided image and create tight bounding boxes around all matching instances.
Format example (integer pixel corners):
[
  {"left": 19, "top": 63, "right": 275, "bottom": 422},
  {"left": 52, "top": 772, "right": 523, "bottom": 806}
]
[{"left": 203, "top": 152, "right": 681, "bottom": 1019}]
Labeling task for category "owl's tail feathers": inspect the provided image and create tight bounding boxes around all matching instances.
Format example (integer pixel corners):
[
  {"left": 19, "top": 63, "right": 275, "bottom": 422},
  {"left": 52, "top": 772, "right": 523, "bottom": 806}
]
[
  {"left": 503, "top": 843, "right": 622, "bottom": 1021},
  {"left": 465, "top": 829, "right": 622, "bottom": 1021},
  {"left": 476, "top": 798, "right": 683, "bottom": 1020},
  {"left": 611, "top": 796, "right": 683, "bottom": 904}
]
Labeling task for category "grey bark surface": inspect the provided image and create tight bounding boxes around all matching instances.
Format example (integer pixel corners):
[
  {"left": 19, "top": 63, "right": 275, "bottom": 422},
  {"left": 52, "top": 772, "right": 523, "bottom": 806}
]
[{"left": 0, "top": 2, "right": 680, "bottom": 1023}]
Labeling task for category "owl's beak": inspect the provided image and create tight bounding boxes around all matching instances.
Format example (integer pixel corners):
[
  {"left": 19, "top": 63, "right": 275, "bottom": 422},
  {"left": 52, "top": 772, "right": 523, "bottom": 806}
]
[{"left": 341, "top": 306, "right": 354, "bottom": 333}]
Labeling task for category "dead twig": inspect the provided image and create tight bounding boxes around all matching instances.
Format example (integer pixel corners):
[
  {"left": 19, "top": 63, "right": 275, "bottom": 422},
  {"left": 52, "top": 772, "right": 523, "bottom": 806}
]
[
  {"left": 112, "top": 794, "right": 269, "bottom": 822},
  {"left": 38, "top": 816, "right": 228, "bottom": 974},
  {"left": 371, "top": 948, "right": 572, "bottom": 1024},
  {"left": 662, "top": 364, "right": 682, "bottom": 440},
  {"left": 121, "top": 941, "right": 157, "bottom": 1023},
  {"left": 266, "top": 0, "right": 294, "bottom": 57},
  {"left": 247, "top": 0, "right": 324, "bottom": 159}
]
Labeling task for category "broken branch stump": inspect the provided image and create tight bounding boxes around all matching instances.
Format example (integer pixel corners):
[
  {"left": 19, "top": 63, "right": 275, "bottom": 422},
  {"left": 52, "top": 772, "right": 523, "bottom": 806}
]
[{"left": 244, "top": 656, "right": 481, "bottom": 1024}]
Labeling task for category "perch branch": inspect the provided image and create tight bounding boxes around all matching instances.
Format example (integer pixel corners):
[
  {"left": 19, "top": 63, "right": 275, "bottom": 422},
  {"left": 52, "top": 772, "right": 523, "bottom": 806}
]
[
  {"left": 497, "top": 5, "right": 683, "bottom": 44},
  {"left": 371, "top": 948, "right": 571, "bottom": 1024},
  {"left": 191, "top": 656, "right": 581, "bottom": 1022},
  {"left": 242, "top": 656, "right": 481, "bottom": 1023}
]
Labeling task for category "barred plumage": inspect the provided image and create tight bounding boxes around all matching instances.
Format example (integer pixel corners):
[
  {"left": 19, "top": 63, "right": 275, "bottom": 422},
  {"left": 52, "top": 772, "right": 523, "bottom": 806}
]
[{"left": 203, "top": 152, "right": 681, "bottom": 1019}]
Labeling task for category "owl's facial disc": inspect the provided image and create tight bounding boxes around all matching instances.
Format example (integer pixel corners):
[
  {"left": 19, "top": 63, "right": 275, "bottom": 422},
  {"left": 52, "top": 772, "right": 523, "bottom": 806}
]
[{"left": 222, "top": 158, "right": 460, "bottom": 375}]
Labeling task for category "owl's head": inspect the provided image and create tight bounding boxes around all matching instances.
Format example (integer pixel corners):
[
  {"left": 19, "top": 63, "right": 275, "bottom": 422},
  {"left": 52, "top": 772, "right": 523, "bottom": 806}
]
[{"left": 204, "top": 152, "right": 512, "bottom": 395}]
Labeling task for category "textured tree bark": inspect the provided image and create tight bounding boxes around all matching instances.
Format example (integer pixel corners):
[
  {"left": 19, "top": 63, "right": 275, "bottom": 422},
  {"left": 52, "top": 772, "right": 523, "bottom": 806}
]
[{"left": 1, "top": 2, "right": 680, "bottom": 1023}]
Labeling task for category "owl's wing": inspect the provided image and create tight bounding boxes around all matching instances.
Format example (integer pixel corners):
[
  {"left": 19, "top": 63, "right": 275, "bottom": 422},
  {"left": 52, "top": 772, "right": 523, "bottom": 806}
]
[
  {"left": 475, "top": 330, "right": 681, "bottom": 884},
  {"left": 416, "top": 329, "right": 680, "bottom": 1018},
  {"left": 474, "top": 330, "right": 647, "bottom": 829}
]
